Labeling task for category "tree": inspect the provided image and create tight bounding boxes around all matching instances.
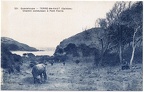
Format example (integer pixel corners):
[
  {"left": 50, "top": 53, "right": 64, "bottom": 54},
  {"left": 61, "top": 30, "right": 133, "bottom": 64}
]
[
  {"left": 94, "top": 29, "right": 109, "bottom": 66},
  {"left": 106, "top": 1, "right": 129, "bottom": 64},
  {"left": 94, "top": 2, "right": 128, "bottom": 66},
  {"left": 95, "top": 18, "right": 107, "bottom": 28},
  {"left": 95, "top": 1, "right": 142, "bottom": 67},
  {"left": 118, "top": 1, "right": 143, "bottom": 67},
  {"left": 126, "top": 2, "right": 142, "bottom": 66},
  {"left": 130, "top": 26, "right": 141, "bottom": 66}
]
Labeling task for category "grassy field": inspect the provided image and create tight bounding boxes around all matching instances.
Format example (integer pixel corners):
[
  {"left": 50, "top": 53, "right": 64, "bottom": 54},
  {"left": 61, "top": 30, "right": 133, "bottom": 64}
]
[{"left": 1, "top": 61, "right": 143, "bottom": 91}]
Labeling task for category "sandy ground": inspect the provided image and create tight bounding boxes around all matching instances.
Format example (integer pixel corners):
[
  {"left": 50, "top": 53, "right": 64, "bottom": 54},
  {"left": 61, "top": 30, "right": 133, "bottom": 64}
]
[{"left": 1, "top": 62, "right": 143, "bottom": 91}]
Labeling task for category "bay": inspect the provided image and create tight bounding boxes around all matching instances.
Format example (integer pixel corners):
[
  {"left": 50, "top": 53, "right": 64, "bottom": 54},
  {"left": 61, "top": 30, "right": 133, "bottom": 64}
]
[{"left": 11, "top": 50, "right": 55, "bottom": 56}]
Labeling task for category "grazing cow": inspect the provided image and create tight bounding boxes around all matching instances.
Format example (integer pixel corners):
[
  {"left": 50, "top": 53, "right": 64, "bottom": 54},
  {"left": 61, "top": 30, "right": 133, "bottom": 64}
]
[
  {"left": 50, "top": 62, "right": 53, "bottom": 66},
  {"left": 32, "top": 64, "right": 47, "bottom": 84},
  {"left": 121, "top": 60, "right": 130, "bottom": 70},
  {"left": 63, "top": 62, "right": 65, "bottom": 65}
]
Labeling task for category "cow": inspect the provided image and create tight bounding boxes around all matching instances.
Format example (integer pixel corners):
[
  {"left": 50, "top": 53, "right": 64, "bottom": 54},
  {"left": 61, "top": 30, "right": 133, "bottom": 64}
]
[
  {"left": 63, "top": 62, "right": 65, "bottom": 66},
  {"left": 121, "top": 60, "right": 130, "bottom": 70},
  {"left": 32, "top": 64, "right": 47, "bottom": 84}
]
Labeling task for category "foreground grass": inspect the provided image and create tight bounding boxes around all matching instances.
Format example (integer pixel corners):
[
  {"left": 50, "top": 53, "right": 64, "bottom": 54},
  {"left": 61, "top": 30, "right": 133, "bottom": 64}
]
[{"left": 1, "top": 62, "right": 142, "bottom": 91}]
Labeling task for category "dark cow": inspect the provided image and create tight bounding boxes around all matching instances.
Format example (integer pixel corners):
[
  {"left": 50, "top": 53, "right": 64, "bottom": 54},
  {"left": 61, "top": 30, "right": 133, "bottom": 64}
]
[
  {"left": 121, "top": 60, "right": 130, "bottom": 70},
  {"left": 63, "top": 62, "right": 65, "bottom": 66},
  {"left": 32, "top": 64, "right": 47, "bottom": 84}
]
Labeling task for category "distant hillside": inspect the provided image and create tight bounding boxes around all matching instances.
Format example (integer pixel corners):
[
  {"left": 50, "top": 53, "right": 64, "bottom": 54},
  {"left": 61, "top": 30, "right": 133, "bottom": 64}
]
[
  {"left": 1, "top": 37, "right": 38, "bottom": 51},
  {"left": 58, "top": 28, "right": 102, "bottom": 49},
  {"left": 60, "top": 28, "right": 103, "bottom": 47},
  {"left": 54, "top": 28, "right": 104, "bottom": 58}
]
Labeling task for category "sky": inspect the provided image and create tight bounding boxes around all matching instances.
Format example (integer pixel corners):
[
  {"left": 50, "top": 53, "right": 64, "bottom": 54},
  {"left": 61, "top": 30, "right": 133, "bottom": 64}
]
[{"left": 1, "top": 1, "right": 116, "bottom": 49}]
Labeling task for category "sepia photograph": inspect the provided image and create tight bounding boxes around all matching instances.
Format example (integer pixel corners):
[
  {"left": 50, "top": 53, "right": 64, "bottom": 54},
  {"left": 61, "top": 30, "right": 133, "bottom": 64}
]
[{"left": 1, "top": 1, "right": 143, "bottom": 91}]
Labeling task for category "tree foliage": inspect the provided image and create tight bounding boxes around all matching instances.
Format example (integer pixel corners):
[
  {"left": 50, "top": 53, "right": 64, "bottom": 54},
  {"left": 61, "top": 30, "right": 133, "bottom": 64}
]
[{"left": 96, "top": 1, "right": 143, "bottom": 66}]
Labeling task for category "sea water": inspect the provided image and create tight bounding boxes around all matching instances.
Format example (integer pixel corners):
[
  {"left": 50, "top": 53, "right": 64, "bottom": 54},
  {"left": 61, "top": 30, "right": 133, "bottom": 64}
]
[{"left": 11, "top": 50, "right": 55, "bottom": 56}]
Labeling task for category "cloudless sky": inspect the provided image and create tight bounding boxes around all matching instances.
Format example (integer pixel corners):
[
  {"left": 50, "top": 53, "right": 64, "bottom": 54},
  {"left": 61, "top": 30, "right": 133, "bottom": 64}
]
[{"left": 2, "top": 1, "right": 116, "bottom": 49}]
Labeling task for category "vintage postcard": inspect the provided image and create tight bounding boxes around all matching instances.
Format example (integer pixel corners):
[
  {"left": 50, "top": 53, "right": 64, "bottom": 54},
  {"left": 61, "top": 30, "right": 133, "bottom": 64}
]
[{"left": 1, "top": 1, "right": 143, "bottom": 91}]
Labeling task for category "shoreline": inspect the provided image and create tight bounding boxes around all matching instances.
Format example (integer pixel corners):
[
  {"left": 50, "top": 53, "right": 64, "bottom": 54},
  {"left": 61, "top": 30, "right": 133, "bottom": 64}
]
[{"left": 11, "top": 50, "right": 55, "bottom": 56}]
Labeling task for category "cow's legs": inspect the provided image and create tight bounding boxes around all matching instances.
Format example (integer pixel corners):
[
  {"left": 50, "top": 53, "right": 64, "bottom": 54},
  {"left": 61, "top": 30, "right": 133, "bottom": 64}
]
[
  {"left": 40, "top": 74, "right": 43, "bottom": 83},
  {"left": 34, "top": 77, "right": 36, "bottom": 84},
  {"left": 43, "top": 71, "right": 47, "bottom": 82}
]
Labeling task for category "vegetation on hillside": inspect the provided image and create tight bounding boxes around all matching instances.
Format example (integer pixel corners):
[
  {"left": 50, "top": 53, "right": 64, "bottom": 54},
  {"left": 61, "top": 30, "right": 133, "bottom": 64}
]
[
  {"left": 1, "top": 37, "right": 38, "bottom": 73},
  {"left": 1, "top": 45, "right": 22, "bottom": 73},
  {"left": 54, "top": 1, "right": 143, "bottom": 68}
]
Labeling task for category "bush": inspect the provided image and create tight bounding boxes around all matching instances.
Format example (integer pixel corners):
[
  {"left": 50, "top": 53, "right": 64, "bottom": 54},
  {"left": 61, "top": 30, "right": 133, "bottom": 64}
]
[
  {"left": 64, "top": 43, "right": 79, "bottom": 57},
  {"left": 15, "top": 64, "right": 21, "bottom": 72},
  {"left": 29, "top": 61, "right": 37, "bottom": 67},
  {"left": 75, "top": 60, "right": 80, "bottom": 64},
  {"left": 79, "top": 44, "right": 98, "bottom": 57}
]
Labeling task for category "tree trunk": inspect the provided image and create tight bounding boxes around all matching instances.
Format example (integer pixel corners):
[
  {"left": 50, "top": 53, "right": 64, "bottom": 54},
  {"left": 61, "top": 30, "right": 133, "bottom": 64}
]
[
  {"left": 129, "top": 26, "right": 140, "bottom": 67},
  {"left": 98, "top": 54, "right": 103, "bottom": 67},
  {"left": 119, "top": 44, "right": 122, "bottom": 64},
  {"left": 130, "top": 46, "right": 136, "bottom": 66},
  {"left": 118, "top": 23, "right": 123, "bottom": 64}
]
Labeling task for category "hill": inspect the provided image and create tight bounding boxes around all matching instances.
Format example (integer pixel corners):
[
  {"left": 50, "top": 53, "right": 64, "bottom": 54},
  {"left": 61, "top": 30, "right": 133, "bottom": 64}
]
[
  {"left": 57, "top": 28, "right": 102, "bottom": 49},
  {"left": 54, "top": 28, "right": 108, "bottom": 64},
  {"left": 1, "top": 37, "right": 38, "bottom": 51},
  {"left": 54, "top": 28, "right": 98, "bottom": 58},
  {"left": 54, "top": 26, "right": 142, "bottom": 66}
]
